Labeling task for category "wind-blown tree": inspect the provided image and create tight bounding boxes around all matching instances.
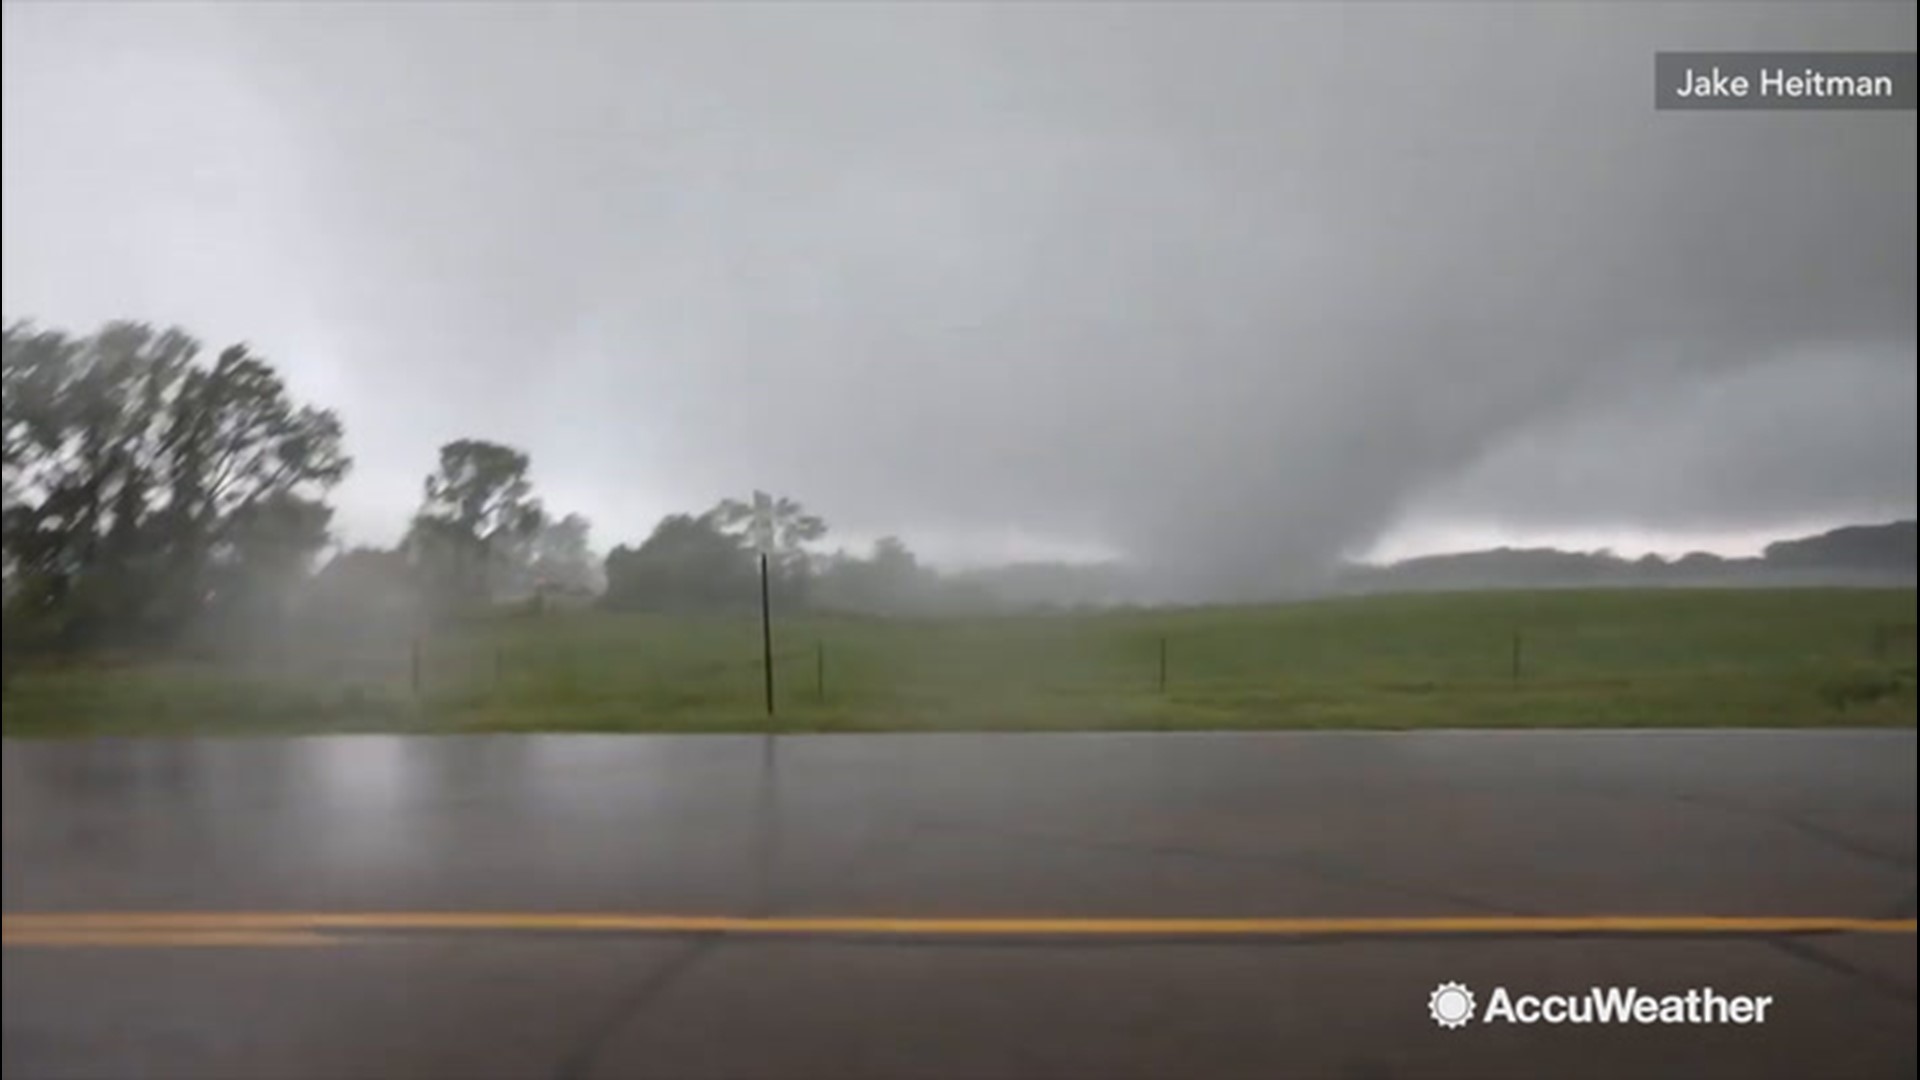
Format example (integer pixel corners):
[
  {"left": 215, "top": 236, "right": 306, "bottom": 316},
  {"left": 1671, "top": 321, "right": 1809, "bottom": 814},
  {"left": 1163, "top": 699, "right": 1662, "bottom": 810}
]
[
  {"left": 602, "top": 511, "right": 754, "bottom": 612},
  {"left": 869, "top": 535, "right": 929, "bottom": 610},
  {"left": 813, "top": 535, "right": 952, "bottom": 615},
  {"left": 304, "top": 544, "right": 426, "bottom": 640},
  {"left": 202, "top": 492, "right": 336, "bottom": 626},
  {"left": 407, "top": 439, "right": 544, "bottom": 610},
  {"left": 158, "top": 343, "right": 350, "bottom": 626},
  {"left": 711, "top": 491, "right": 827, "bottom": 556},
  {"left": 528, "top": 512, "right": 603, "bottom": 595},
  {"left": 3, "top": 322, "right": 195, "bottom": 639},
  {"left": 709, "top": 490, "right": 827, "bottom": 606},
  {"left": 1, "top": 320, "right": 350, "bottom": 648}
]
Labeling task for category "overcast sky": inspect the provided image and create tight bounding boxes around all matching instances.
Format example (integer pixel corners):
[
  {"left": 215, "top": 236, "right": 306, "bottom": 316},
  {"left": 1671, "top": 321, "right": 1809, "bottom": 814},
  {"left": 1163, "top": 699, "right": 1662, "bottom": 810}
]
[{"left": 3, "top": 1, "right": 1913, "bottom": 593}]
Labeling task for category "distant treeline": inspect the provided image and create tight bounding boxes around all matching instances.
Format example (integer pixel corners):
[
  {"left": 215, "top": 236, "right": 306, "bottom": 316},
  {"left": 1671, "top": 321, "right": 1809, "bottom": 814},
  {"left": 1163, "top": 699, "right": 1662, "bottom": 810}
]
[{"left": 1335, "top": 520, "right": 1918, "bottom": 594}]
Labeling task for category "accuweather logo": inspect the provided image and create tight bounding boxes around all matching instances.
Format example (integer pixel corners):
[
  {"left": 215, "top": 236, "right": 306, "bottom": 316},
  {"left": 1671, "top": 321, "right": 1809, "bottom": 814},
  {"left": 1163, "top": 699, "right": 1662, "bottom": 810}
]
[
  {"left": 1429, "top": 982, "right": 1477, "bottom": 1028},
  {"left": 1428, "top": 982, "right": 1774, "bottom": 1028}
]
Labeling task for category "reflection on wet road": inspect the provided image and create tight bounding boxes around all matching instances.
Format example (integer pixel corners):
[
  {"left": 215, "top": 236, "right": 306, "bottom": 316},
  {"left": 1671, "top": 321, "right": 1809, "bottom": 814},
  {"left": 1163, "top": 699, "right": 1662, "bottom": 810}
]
[{"left": 4, "top": 731, "right": 1915, "bottom": 1078}]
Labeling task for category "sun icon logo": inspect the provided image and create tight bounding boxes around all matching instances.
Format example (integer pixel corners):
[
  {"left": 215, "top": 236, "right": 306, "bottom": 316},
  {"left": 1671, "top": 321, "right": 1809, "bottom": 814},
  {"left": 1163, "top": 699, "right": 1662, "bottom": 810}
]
[{"left": 1429, "top": 982, "right": 1476, "bottom": 1028}]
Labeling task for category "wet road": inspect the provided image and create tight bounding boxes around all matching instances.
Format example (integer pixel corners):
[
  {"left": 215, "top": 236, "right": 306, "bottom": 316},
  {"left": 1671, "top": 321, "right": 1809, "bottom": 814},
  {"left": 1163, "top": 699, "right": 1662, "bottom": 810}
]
[{"left": 3, "top": 730, "right": 1915, "bottom": 1079}]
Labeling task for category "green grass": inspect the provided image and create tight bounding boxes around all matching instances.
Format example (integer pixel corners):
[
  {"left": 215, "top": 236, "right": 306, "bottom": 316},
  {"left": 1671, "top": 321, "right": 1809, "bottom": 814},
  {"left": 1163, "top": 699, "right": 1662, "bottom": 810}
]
[{"left": 3, "top": 589, "right": 1914, "bottom": 736}]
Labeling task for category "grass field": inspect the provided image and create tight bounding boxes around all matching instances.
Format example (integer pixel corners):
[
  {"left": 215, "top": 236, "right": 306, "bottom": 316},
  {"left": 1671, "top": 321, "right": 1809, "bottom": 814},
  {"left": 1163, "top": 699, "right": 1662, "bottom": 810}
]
[{"left": 2, "top": 589, "right": 1914, "bottom": 736}]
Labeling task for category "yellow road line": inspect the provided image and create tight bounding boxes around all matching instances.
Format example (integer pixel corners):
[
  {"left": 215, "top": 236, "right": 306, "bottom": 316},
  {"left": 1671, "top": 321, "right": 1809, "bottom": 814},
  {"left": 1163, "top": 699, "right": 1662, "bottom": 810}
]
[
  {"left": 3, "top": 928, "right": 334, "bottom": 948},
  {"left": 5, "top": 913, "right": 1915, "bottom": 940}
]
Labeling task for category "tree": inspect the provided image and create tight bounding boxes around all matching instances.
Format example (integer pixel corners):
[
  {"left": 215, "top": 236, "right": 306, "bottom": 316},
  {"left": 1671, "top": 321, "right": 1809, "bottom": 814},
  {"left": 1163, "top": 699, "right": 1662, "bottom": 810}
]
[
  {"left": 813, "top": 535, "right": 932, "bottom": 615},
  {"left": 306, "top": 544, "right": 425, "bottom": 635},
  {"left": 709, "top": 491, "right": 827, "bottom": 606},
  {"left": 710, "top": 491, "right": 827, "bottom": 557},
  {"left": 602, "top": 511, "right": 753, "bottom": 612},
  {"left": 871, "top": 535, "right": 916, "bottom": 574},
  {"left": 203, "top": 493, "right": 335, "bottom": 616},
  {"left": 409, "top": 439, "right": 544, "bottom": 609},
  {"left": 157, "top": 343, "right": 349, "bottom": 627},
  {"left": 2, "top": 320, "right": 349, "bottom": 648},
  {"left": 3, "top": 324, "right": 86, "bottom": 622},
  {"left": 529, "top": 512, "right": 602, "bottom": 595},
  {"left": 3, "top": 322, "right": 195, "bottom": 640}
]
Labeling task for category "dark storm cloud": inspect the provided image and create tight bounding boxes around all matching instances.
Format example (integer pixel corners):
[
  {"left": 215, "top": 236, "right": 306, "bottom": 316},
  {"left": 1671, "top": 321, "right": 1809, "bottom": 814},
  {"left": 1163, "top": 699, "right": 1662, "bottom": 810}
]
[{"left": 3, "top": 2, "right": 1913, "bottom": 595}]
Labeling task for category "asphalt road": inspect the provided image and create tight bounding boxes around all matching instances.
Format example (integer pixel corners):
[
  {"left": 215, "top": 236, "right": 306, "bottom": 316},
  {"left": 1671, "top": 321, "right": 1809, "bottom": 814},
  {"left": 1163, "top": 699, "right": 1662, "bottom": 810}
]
[{"left": 3, "top": 730, "right": 1915, "bottom": 1079}]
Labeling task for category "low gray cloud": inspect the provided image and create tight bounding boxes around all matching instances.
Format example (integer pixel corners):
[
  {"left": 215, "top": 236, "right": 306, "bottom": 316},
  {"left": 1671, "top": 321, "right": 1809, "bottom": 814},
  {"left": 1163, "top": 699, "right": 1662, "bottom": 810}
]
[
  {"left": 4, "top": 2, "right": 1913, "bottom": 597},
  {"left": 1400, "top": 348, "right": 1917, "bottom": 536}
]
